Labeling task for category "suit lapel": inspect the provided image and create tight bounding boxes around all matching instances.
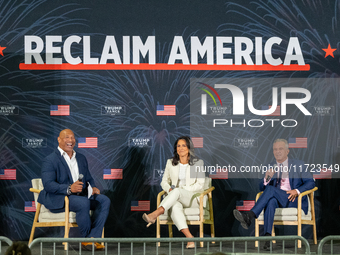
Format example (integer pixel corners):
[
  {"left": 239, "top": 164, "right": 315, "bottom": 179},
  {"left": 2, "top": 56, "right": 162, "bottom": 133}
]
[
  {"left": 172, "top": 164, "right": 179, "bottom": 186},
  {"left": 55, "top": 150, "right": 73, "bottom": 182},
  {"left": 76, "top": 154, "right": 84, "bottom": 178}
]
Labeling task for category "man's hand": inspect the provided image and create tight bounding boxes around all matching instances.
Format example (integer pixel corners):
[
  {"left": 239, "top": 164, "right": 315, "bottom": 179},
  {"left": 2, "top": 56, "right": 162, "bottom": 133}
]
[
  {"left": 265, "top": 168, "right": 275, "bottom": 182},
  {"left": 92, "top": 187, "right": 100, "bottom": 195},
  {"left": 287, "top": 189, "right": 298, "bottom": 202},
  {"left": 70, "top": 180, "right": 83, "bottom": 193}
]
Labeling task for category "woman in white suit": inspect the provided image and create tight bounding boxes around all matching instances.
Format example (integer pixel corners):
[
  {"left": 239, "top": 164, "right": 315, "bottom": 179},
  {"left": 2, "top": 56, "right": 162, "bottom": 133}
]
[{"left": 142, "top": 136, "right": 205, "bottom": 248}]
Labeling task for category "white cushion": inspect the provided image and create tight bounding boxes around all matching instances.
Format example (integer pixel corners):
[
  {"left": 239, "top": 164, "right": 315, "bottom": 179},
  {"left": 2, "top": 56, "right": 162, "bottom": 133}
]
[
  {"left": 257, "top": 196, "right": 312, "bottom": 221},
  {"left": 39, "top": 205, "right": 77, "bottom": 223}
]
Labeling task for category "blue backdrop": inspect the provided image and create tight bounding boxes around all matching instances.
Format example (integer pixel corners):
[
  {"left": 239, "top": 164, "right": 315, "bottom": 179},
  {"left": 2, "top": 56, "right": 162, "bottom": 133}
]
[{"left": 1, "top": 0, "right": 340, "bottom": 241}]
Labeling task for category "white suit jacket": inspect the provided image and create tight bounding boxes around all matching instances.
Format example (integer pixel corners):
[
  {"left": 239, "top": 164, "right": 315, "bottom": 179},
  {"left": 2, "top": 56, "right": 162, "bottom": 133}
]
[{"left": 161, "top": 159, "right": 205, "bottom": 193}]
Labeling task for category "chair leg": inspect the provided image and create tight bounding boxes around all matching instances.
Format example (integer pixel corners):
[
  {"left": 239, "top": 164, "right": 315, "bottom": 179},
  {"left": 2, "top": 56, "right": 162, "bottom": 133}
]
[
  {"left": 168, "top": 224, "right": 173, "bottom": 238},
  {"left": 297, "top": 223, "right": 302, "bottom": 248},
  {"left": 200, "top": 223, "right": 204, "bottom": 248},
  {"left": 63, "top": 226, "right": 70, "bottom": 250},
  {"left": 210, "top": 223, "right": 215, "bottom": 244},
  {"left": 271, "top": 225, "right": 276, "bottom": 244},
  {"left": 255, "top": 219, "right": 259, "bottom": 247},
  {"left": 28, "top": 224, "right": 36, "bottom": 245},
  {"left": 64, "top": 197, "right": 70, "bottom": 251},
  {"left": 101, "top": 228, "right": 105, "bottom": 246},
  {"left": 156, "top": 218, "right": 161, "bottom": 247},
  {"left": 313, "top": 222, "right": 317, "bottom": 245},
  {"left": 29, "top": 203, "right": 41, "bottom": 245}
]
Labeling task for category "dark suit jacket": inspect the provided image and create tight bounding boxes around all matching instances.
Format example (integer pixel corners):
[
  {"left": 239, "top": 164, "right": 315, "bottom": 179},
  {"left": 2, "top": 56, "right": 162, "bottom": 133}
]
[
  {"left": 38, "top": 149, "right": 96, "bottom": 210},
  {"left": 259, "top": 158, "right": 315, "bottom": 214}
]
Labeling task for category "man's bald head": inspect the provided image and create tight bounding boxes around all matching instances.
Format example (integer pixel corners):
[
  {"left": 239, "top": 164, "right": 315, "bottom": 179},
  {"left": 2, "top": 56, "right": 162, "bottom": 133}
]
[{"left": 58, "top": 129, "right": 75, "bottom": 157}]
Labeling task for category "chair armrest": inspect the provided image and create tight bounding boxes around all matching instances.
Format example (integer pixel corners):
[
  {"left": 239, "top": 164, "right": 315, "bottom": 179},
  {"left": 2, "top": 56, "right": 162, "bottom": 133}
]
[
  {"left": 255, "top": 191, "right": 263, "bottom": 202},
  {"left": 29, "top": 188, "right": 41, "bottom": 194},
  {"left": 157, "top": 190, "right": 166, "bottom": 207},
  {"left": 199, "top": 187, "right": 215, "bottom": 221},
  {"left": 199, "top": 187, "right": 215, "bottom": 209},
  {"left": 299, "top": 187, "right": 318, "bottom": 197},
  {"left": 297, "top": 187, "right": 318, "bottom": 205},
  {"left": 199, "top": 186, "right": 215, "bottom": 198}
]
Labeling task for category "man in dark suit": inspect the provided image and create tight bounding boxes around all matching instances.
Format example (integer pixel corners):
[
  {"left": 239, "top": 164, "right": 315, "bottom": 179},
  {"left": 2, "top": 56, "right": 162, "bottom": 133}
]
[
  {"left": 38, "top": 129, "right": 110, "bottom": 250},
  {"left": 233, "top": 139, "right": 315, "bottom": 250}
]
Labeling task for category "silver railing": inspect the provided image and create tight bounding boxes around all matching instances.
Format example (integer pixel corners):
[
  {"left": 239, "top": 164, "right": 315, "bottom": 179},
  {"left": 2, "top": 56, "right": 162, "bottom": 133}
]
[
  {"left": 29, "top": 235, "right": 311, "bottom": 255},
  {"left": 317, "top": 235, "right": 340, "bottom": 255}
]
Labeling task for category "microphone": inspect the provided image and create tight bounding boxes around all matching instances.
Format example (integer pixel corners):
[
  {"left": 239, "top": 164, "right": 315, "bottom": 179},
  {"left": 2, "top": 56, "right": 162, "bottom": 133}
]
[
  {"left": 77, "top": 174, "right": 84, "bottom": 195},
  {"left": 266, "top": 164, "right": 276, "bottom": 182}
]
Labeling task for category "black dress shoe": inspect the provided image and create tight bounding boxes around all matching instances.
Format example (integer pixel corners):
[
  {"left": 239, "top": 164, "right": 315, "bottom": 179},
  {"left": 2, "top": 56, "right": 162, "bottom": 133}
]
[
  {"left": 263, "top": 233, "right": 272, "bottom": 250},
  {"left": 263, "top": 240, "right": 270, "bottom": 250},
  {"left": 233, "top": 209, "right": 254, "bottom": 229}
]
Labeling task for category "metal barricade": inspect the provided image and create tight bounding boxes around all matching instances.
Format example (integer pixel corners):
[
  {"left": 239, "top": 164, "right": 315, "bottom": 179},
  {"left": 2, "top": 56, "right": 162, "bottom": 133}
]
[
  {"left": 318, "top": 235, "right": 340, "bottom": 255},
  {"left": 29, "top": 235, "right": 311, "bottom": 255},
  {"left": 0, "top": 236, "right": 13, "bottom": 254}
]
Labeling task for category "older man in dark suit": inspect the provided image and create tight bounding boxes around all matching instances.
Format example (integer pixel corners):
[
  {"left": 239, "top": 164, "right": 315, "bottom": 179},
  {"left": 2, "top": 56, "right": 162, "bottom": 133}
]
[
  {"left": 233, "top": 139, "right": 315, "bottom": 250},
  {"left": 38, "top": 129, "right": 110, "bottom": 250}
]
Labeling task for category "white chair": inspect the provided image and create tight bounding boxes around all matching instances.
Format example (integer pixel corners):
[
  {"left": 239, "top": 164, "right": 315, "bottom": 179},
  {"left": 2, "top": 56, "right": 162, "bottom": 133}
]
[
  {"left": 156, "top": 177, "right": 215, "bottom": 247},
  {"left": 28, "top": 178, "right": 103, "bottom": 250},
  {"left": 255, "top": 186, "right": 318, "bottom": 248}
]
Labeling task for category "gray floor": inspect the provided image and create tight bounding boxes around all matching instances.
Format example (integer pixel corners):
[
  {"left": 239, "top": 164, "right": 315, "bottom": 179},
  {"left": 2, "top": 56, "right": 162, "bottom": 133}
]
[{"left": 3, "top": 239, "right": 339, "bottom": 255}]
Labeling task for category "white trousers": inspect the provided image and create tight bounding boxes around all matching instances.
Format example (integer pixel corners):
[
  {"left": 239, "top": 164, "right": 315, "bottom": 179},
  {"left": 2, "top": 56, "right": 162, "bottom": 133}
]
[{"left": 159, "top": 188, "right": 199, "bottom": 231}]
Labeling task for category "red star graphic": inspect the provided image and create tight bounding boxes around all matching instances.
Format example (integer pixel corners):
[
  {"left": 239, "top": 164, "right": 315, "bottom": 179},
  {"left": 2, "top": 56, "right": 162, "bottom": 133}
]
[
  {"left": 0, "top": 45, "right": 6, "bottom": 56},
  {"left": 322, "top": 44, "right": 336, "bottom": 58}
]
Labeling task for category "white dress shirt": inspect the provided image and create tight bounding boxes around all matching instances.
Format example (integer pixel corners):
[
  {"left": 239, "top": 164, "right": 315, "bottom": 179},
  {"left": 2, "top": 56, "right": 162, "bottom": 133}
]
[
  {"left": 58, "top": 146, "right": 79, "bottom": 182},
  {"left": 178, "top": 163, "right": 188, "bottom": 187}
]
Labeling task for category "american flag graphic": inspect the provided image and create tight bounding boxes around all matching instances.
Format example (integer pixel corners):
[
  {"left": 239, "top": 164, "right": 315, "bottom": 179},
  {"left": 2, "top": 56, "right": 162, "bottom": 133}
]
[
  {"left": 103, "top": 169, "right": 123, "bottom": 179},
  {"left": 78, "top": 137, "right": 98, "bottom": 148},
  {"left": 50, "top": 105, "right": 70, "bottom": 116},
  {"left": 192, "top": 137, "right": 203, "bottom": 148},
  {"left": 288, "top": 137, "right": 307, "bottom": 148},
  {"left": 209, "top": 169, "right": 228, "bottom": 179},
  {"left": 313, "top": 169, "right": 332, "bottom": 179},
  {"left": 0, "top": 169, "right": 16, "bottom": 180},
  {"left": 156, "top": 105, "right": 176, "bottom": 116},
  {"left": 25, "top": 201, "right": 36, "bottom": 212},
  {"left": 261, "top": 105, "right": 280, "bottom": 116},
  {"left": 131, "top": 200, "right": 150, "bottom": 211},
  {"left": 236, "top": 200, "right": 255, "bottom": 211}
]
